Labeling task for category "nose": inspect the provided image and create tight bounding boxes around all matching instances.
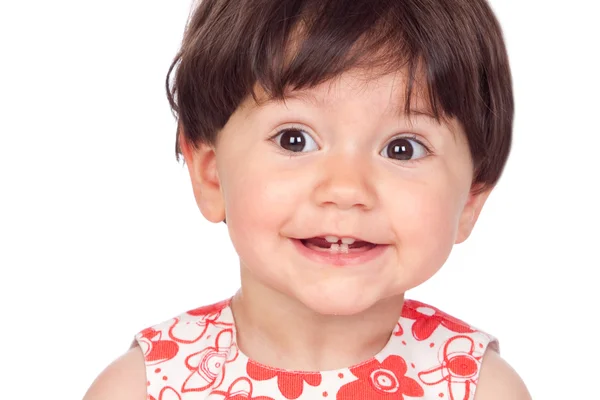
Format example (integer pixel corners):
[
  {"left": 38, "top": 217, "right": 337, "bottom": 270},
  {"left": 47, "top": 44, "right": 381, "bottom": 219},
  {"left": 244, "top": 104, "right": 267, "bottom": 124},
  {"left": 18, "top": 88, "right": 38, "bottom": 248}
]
[{"left": 312, "top": 154, "right": 376, "bottom": 211}]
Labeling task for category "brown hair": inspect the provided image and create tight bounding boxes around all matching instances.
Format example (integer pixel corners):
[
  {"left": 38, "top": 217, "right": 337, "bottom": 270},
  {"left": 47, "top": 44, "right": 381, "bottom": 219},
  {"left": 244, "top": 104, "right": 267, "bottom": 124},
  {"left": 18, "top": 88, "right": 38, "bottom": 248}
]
[{"left": 167, "top": 0, "right": 513, "bottom": 187}]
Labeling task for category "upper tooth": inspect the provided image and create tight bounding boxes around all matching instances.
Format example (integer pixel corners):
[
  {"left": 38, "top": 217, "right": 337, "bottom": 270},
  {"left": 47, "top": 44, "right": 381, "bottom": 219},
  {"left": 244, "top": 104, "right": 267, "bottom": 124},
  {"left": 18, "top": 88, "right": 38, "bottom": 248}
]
[{"left": 325, "top": 236, "right": 356, "bottom": 244}]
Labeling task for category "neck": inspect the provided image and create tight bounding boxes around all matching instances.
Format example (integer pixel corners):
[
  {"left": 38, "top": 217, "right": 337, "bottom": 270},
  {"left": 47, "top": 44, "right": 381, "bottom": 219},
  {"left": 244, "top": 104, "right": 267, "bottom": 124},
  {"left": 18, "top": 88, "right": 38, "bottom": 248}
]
[{"left": 230, "top": 266, "right": 404, "bottom": 371}]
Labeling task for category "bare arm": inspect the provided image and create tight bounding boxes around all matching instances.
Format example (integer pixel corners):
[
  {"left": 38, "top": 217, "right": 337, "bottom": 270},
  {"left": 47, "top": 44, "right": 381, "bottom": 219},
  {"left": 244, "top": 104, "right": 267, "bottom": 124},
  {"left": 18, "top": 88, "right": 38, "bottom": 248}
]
[
  {"left": 474, "top": 349, "right": 531, "bottom": 400},
  {"left": 82, "top": 345, "right": 147, "bottom": 400}
]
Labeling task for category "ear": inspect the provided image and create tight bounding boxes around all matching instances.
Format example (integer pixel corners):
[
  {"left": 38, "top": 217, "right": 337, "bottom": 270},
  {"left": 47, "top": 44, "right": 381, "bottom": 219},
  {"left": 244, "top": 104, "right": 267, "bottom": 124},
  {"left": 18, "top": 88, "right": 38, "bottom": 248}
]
[
  {"left": 455, "top": 183, "right": 493, "bottom": 244},
  {"left": 180, "top": 133, "right": 226, "bottom": 223}
]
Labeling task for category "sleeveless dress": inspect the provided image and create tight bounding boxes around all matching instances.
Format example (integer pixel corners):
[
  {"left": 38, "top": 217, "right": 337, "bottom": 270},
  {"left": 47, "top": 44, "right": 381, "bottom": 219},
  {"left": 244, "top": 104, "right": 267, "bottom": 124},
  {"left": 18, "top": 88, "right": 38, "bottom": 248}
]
[{"left": 133, "top": 298, "right": 498, "bottom": 400}]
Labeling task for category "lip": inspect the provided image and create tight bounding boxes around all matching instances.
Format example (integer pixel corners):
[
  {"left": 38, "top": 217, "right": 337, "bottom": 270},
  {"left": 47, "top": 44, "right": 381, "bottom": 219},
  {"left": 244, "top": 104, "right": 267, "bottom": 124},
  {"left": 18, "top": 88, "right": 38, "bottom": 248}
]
[{"left": 291, "top": 238, "right": 389, "bottom": 267}]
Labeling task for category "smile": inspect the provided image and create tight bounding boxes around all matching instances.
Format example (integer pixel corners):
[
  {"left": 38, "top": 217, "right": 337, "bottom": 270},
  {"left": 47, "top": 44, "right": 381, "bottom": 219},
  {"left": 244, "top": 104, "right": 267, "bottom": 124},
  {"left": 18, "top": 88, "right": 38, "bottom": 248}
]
[
  {"left": 291, "top": 235, "right": 389, "bottom": 266},
  {"left": 301, "top": 235, "right": 377, "bottom": 253}
]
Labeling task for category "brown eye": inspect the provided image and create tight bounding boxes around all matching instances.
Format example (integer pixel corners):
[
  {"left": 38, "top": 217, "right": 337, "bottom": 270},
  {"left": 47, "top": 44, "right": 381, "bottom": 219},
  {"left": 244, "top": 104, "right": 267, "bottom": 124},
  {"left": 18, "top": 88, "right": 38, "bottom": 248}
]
[
  {"left": 381, "top": 137, "right": 428, "bottom": 161},
  {"left": 274, "top": 129, "right": 318, "bottom": 153}
]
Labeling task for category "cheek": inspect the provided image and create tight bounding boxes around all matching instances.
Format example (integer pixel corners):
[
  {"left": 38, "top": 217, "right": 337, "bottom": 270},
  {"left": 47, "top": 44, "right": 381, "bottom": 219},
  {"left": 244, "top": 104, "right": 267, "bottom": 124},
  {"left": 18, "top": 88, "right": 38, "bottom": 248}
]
[
  {"left": 385, "top": 177, "right": 464, "bottom": 274},
  {"left": 221, "top": 162, "right": 308, "bottom": 258}
]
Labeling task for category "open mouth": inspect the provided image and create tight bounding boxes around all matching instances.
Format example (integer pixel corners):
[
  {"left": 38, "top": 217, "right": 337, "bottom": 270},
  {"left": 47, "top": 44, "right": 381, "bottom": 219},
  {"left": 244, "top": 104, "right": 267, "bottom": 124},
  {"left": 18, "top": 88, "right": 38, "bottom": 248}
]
[
  {"left": 292, "top": 234, "right": 388, "bottom": 266},
  {"left": 300, "top": 235, "right": 378, "bottom": 254}
]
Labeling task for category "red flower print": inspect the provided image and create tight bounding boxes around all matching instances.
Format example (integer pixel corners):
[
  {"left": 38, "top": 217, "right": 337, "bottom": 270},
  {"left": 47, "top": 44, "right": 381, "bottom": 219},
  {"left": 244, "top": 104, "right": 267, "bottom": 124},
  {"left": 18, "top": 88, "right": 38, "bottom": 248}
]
[
  {"left": 246, "top": 362, "right": 322, "bottom": 400},
  {"left": 182, "top": 329, "right": 238, "bottom": 392},
  {"left": 187, "top": 299, "right": 230, "bottom": 317},
  {"left": 418, "top": 335, "right": 483, "bottom": 400},
  {"left": 138, "top": 328, "right": 179, "bottom": 365},
  {"left": 155, "top": 387, "right": 182, "bottom": 400},
  {"left": 211, "top": 377, "right": 276, "bottom": 400},
  {"left": 393, "top": 322, "right": 404, "bottom": 337},
  {"left": 169, "top": 301, "right": 232, "bottom": 344},
  {"left": 337, "top": 356, "right": 424, "bottom": 399},
  {"left": 401, "top": 300, "right": 474, "bottom": 341}
]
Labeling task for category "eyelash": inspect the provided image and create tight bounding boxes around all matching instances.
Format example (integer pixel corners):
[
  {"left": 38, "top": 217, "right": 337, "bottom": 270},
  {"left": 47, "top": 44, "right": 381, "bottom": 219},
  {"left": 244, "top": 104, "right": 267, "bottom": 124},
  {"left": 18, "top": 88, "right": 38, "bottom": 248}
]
[{"left": 269, "top": 126, "right": 433, "bottom": 160}]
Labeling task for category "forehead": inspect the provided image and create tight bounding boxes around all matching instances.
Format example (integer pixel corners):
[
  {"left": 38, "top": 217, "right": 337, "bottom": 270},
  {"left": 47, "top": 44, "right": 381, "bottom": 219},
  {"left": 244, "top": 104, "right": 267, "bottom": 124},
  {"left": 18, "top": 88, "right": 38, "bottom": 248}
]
[{"left": 241, "top": 69, "right": 443, "bottom": 125}]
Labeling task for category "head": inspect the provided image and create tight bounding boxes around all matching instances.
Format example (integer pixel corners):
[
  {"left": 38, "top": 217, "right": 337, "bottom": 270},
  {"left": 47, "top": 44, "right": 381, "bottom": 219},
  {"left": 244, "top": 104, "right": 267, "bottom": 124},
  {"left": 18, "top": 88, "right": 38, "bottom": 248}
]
[{"left": 173, "top": 0, "right": 513, "bottom": 315}]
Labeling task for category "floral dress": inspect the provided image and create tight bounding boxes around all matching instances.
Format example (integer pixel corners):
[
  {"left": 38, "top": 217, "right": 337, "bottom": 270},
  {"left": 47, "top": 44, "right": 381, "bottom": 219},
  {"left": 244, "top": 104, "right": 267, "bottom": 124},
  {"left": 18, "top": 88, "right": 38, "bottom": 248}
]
[{"left": 134, "top": 298, "right": 497, "bottom": 400}]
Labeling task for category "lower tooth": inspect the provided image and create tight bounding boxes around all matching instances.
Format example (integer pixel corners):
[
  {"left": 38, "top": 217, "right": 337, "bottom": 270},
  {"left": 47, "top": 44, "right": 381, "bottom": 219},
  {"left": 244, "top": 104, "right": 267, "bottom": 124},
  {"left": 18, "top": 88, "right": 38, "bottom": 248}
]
[{"left": 329, "top": 243, "right": 349, "bottom": 254}]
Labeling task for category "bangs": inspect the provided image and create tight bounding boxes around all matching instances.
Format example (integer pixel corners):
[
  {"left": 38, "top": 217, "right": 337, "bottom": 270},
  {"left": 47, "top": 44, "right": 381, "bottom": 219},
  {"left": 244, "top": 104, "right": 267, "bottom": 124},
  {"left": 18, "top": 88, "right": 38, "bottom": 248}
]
[{"left": 245, "top": 1, "right": 448, "bottom": 120}]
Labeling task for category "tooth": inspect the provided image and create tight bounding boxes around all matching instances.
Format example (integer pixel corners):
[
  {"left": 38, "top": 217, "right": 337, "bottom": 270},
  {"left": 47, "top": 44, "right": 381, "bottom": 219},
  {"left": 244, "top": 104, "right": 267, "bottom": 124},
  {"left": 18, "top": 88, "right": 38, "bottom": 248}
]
[
  {"left": 330, "top": 244, "right": 340, "bottom": 253},
  {"left": 341, "top": 238, "right": 355, "bottom": 245},
  {"left": 325, "top": 236, "right": 340, "bottom": 243},
  {"left": 340, "top": 243, "right": 349, "bottom": 253}
]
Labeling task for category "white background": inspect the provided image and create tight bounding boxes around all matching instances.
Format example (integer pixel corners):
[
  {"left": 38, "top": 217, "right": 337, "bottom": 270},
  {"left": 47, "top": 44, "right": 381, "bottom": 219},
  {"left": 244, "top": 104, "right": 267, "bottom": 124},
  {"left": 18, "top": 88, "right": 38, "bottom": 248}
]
[{"left": 0, "top": 0, "right": 598, "bottom": 398}]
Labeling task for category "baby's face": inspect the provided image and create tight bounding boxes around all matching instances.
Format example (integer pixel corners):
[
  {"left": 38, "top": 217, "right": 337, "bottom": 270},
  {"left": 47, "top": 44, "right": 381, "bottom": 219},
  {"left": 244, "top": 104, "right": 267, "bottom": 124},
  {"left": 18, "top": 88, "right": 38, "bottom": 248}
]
[{"left": 191, "top": 69, "right": 489, "bottom": 315}]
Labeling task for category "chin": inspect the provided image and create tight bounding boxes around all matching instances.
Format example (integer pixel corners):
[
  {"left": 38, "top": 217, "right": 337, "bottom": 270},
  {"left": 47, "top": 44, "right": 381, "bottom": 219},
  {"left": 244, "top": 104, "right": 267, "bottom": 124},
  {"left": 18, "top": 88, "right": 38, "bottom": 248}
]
[{"left": 295, "top": 288, "right": 384, "bottom": 316}]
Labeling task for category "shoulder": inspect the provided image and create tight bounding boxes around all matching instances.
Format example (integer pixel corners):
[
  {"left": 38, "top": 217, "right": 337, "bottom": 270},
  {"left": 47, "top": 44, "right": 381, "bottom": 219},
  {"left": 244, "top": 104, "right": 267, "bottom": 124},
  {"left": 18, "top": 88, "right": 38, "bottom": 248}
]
[
  {"left": 82, "top": 345, "right": 147, "bottom": 400},
  {"left": 83, "top": 299, "right": 233, "bottom": 400},
  {"left": 401, "top": 299, "right": 491, "bottom": 341},
  {"left": 399, "top": 300, "right": 529, "bottom": 399},
  {"left": 135, "top": 298, "right": 233, "bottom": 351},
  {"left": 474, "top": 349, "right": 531, "bottom": 400}
]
